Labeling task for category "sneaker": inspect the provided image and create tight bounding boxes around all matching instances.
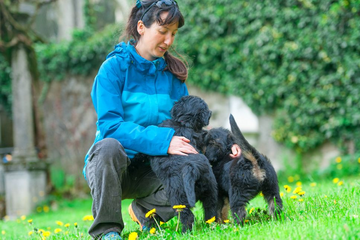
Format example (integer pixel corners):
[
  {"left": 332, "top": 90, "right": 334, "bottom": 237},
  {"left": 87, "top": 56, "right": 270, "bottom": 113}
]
[
  {"left": 128, "top": 202, "right": 150, "bottom": 231},
  {"left": 102, "top": 231, "right": 122, "bottom": 240}
]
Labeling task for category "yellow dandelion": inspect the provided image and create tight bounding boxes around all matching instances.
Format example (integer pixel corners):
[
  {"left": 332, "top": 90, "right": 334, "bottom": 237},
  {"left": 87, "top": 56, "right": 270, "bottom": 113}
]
[
  {"left": 287, "top": 176, "right": 294, "bottom": 183},
  {"left": 83, "top": 215, "right": 94, "bottom": 221},
  {"left": 173, "top": 205, "right": 186, "bottom": 209},
  {"left": 150, "top": 228, "right": 156, "bottom": 234},
  {"left": 28, "top": 219, "right": 33, "bottom": 224},
  {"left": 284, "top": 185, "right": 292, "bottom": 193},
  {"left": 293, "top": 187, "right": 302, "bottom": 194},
  {"left": 298, "top": 199, "right": 304, "bottom": 202},
  {"left": 244, "top": 220, "right": 249, "bottom": 223},
  {"left": 224, "top": 219, "right": 230, "bottom": 223},
  {"left": 335, "top": 156, "right": 342, "bottom": 163},
  {"left": 338, "top": 181, "right": 344, "bottom": 186},
  {"left": 145, "top": 209, "right": 156, "bottom": 218},
  {"left": 28, "top": 231, "right": 33, "bottom": 236},
  {"left": 74, "top": 222, "right": 78, "bottom": 228},
  {"left": 249, "top": 207, "right": 255, "bottom": 214},
  {"left": 324, "top": 195, "right": 328, "bottom": 198},
  {"left": 334, "top": 200, "right": 337, "bottom": 204},
  {"left": 20, "top": 215, "right": 26, "bottom": 221},
  {"left": 290, "top": 195, "right": 297, "bottom": 199},
  {"left": 298, "top": 191, "right": 306, "bottom": 196},
  {"left": 259, "top": 192, "right": 264, "bottom": 196},
  {"left": 2, "top": 230, "right": 5, "bottom": 235},
  {"left": 333, "top": 178, "right": 339, "bottom": 184},
  {"left": 54, "top": 228, "right": 62, "bottom": 234},
  {"left": 296, "top": 181, "right": 302, "bottom": 186},
  {"left": 337, "top": 164, "right": 343, "bottom": 170},
  {"left": 205, "top": 216, "right": 216, "bottom": 224},
  {"left": 43, "top": 205, "right": 50, "bottom": 212},
  {"left": 310, "top": 182, "right": 317, "bottom": 187},
  {"left": 173, "top": 205, "right": 186, "bottom": 212},
  {"left": 160, "top": 221, "right": 165, "bottom": 226},
  {"left": 129, "top": 232, "right": 138, "bottom": 240},
  {"left": 43, "top": 231, "right": 51, "bottom": 237},
  {"left": 38, "top": 229, "right": 45, "bottom": 234},
  {"left": 64, "top": 223, "right": 70, "bottom": 228},
  {"left": 280, "top": 192, "right": 284, "bottom": 197},
  {"left": 56, "top": 221, "right": 64, "bottom": 226},
  {"left": 358, "top": 157, "right": 360, "bottom": 163}
]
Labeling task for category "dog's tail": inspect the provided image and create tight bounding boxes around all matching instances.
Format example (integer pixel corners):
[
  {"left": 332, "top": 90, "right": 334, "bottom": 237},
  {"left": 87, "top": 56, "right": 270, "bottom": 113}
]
[
  {"left": 182, "top": 164, "right": 199, "bottom": 207},
  {"left": 229, "top": 114, "right": 262, "bottom": 162}
]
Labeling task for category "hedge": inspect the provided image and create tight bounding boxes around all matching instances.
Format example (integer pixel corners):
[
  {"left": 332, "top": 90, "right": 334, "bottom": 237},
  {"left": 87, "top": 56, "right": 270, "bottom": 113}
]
[{"left": 1, "top": 0, "right": 359, "bottom": 153}]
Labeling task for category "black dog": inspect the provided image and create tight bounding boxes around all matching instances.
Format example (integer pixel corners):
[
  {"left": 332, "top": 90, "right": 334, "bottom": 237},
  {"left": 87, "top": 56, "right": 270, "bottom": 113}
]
[
  {"left": 150, "top": 95, "right": 218, "bottom": 232},
  {"left": 203, "top": 114, "right": 282, "bottom": 224}
]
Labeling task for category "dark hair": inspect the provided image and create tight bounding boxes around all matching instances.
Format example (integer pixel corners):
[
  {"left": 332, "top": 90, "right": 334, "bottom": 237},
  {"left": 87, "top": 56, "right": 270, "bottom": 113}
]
[{"left": 122, "top": 0, "right": 188, "bottom": 82}]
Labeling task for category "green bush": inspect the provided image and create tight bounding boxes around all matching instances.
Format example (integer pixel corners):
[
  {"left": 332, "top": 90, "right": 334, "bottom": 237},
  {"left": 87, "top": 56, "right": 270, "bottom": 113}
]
[
  {"left": 177, "top": 0, "right": 360, "bottom": 153},
  {"left": 35, "top": 24, "right": 121, "bottom": 83},
  {"left": 0, "top": 54, "right": 12, "bottom": 114},
  {"left": 1, "top": 0, "right": 359, "bottom": 154}
]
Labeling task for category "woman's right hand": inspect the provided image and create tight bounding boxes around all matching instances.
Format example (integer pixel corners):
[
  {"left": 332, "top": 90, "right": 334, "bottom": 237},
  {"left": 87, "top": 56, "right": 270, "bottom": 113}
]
[{"left": 167, "top": 136, "right": 198, "bottom": 155}]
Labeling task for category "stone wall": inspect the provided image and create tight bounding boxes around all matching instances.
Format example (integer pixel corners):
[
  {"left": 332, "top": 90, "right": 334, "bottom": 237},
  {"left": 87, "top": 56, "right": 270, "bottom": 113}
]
[{"left": 42, "top": 75, "right": 97, "bottom": 189}]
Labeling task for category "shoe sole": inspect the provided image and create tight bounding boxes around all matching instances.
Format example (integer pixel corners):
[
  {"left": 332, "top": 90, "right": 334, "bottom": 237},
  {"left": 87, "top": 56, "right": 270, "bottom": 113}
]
[{"left": 128, "top": 203, "right": 144, "bottom": 231}]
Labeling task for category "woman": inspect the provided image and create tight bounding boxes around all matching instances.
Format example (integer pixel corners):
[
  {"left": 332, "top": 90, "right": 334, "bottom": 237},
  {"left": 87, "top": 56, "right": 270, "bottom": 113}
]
[{"left": 84, "top": 1, "right": 241, "bottom": 239}]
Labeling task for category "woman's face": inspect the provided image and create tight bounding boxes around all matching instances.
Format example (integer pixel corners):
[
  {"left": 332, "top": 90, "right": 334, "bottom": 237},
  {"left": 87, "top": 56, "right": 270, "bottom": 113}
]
[{"left": 136, "top": 12, "right": 179, "bottom": 61}]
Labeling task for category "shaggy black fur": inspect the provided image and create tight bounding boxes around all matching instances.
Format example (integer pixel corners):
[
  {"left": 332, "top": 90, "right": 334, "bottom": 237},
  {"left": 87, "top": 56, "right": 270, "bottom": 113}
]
[
  {"left": 150, "top": 95, "right": 218, "bottom": 233},
  {"left": 203, "top": 114, "right": 283, "bottom": 224}
]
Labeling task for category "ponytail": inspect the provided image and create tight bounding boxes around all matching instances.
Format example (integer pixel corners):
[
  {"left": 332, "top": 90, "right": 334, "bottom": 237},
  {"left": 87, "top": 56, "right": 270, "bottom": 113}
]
[{"left": 164, "top": 50, "right": 188, "bottom": 82}]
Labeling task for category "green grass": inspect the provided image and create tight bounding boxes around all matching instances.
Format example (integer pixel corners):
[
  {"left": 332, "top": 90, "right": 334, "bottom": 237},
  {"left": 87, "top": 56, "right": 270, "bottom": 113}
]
[{"left": 0, "top": 176, "right": 359, "bottom": 239}]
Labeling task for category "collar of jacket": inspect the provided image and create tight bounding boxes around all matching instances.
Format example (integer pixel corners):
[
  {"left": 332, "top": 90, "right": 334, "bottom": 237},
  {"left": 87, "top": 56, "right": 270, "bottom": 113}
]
[{"left": 110, "top": 41, "right": 167, "bottom": 75}]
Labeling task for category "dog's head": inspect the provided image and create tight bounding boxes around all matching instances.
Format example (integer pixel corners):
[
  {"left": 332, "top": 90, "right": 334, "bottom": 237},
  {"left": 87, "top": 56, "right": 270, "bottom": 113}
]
[
  {"left": 171, "top": 95, "right": 212, "bottom": 131},
  {"left": 203, "top": 128, "right": 236, "bottom": 163}
]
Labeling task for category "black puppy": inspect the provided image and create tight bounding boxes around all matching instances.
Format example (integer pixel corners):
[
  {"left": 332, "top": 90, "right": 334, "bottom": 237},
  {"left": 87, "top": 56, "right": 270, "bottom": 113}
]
[
  {"left": 203, "top": 114, "right": 282, "bottom": 224},
  {"left": 150, "top": 95, "right": 218, "bottom": 232}
]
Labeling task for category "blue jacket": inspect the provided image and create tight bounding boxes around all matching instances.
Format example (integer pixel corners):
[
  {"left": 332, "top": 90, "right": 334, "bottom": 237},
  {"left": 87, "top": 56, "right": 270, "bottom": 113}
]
[{"left": 83, "top": 41, "right": 188, "bottom": 178}]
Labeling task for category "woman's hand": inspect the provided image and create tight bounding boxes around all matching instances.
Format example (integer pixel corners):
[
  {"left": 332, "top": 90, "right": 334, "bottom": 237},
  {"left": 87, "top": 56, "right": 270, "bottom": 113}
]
[
  {"left": 168, "top": 136, "right": 198, "bottom": 155},
  {"left": 230, "top": 144, "right": 241, "bottom": 158}
]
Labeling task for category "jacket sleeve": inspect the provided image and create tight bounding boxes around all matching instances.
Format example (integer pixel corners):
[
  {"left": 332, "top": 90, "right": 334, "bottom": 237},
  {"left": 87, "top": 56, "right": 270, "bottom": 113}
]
[{"left": 91, "top": 56, "right": 175, "bottom": 156}]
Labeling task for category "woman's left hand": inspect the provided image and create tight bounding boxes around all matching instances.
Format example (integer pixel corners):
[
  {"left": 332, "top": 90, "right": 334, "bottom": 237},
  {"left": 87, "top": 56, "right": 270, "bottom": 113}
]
[{"left": 230, "top": 144, "right": 241, "bottom": 158}]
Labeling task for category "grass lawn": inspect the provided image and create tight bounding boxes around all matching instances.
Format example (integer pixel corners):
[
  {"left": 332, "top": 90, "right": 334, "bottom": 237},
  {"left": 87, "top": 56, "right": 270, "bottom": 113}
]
[{"left": 0, "top": 176, "right": 359, "bottom": 239}]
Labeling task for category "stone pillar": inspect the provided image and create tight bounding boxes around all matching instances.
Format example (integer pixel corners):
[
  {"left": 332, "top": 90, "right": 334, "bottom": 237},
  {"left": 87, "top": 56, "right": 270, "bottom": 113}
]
[
  {"left": 10, "top": 47, "right": 37, "bottom": 163},
  {"left": 115, "top": 0, "right": 131, "bottom": 23},
  {"left": 4, "top": 45, "right": 47, "bottom": 218},
  {"left": 57, "top": 0, "right": 74, "bottom": 40}
]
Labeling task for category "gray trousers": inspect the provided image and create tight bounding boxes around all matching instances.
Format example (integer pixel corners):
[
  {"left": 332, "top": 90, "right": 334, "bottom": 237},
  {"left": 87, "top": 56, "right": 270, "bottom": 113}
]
[{"left": 85, "top": 138, "right": 175, "bottom": 239}]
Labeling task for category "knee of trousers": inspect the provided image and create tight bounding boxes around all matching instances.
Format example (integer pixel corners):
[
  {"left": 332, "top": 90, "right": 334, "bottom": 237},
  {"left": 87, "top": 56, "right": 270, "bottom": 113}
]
[{"left": 92, "top": 138, "right": 130, "bottom": 169}]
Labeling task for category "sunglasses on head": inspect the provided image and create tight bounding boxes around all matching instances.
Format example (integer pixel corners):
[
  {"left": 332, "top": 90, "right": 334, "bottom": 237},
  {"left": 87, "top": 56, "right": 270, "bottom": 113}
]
[{"left": 140, "top": 0, "right": 177, "bottom": 21}]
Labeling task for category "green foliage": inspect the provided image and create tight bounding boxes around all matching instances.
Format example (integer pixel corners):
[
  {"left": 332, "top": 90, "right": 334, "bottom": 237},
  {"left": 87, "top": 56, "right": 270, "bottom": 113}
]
[
  {"left": 35, "top": 23, "right": 121, "bottom": 83},
  {"left": 318, "top": 154, "right": 360, "bottom": 179},
  {"left": 0, "top": 54, "right": 12, "bottom": 114},
  {"left": 177, "top": 0, "right": 360, "bottom": 153},
  {"left": 1, "top": 1, "right": 360, "bottom": 154}
]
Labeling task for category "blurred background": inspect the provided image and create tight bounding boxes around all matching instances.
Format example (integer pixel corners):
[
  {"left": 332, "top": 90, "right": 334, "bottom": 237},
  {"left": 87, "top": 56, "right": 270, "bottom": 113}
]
[{"left": 0, "top": 0, "right": 359, "bottom": 218}]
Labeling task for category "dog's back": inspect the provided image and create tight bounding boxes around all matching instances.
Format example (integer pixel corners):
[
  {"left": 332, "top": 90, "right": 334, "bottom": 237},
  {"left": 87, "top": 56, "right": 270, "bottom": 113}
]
[{"left": 203, "top": 115, "right": 283, "bottom": 224}]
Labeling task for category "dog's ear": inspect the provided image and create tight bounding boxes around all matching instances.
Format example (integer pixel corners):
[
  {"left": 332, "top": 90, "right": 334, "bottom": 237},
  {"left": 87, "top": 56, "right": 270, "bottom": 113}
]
[
  {"left": 171, "top": 98, "right": 185, "bottom": 120},
  {"left": 226, "top": 132, "right": 236, "bottom": 148},
  {"left": 194, "top": 109, "right": 212, "bottom": 130}
]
